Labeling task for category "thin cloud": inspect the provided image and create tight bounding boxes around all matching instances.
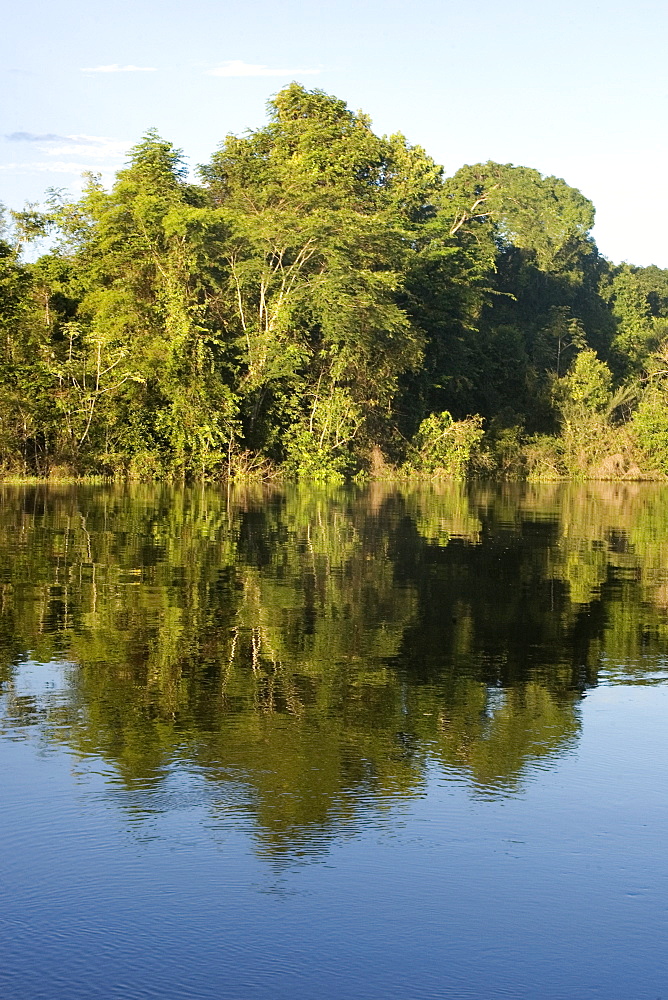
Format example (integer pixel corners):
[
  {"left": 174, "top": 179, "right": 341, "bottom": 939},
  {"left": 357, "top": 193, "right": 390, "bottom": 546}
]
[
  {"left": 80, "top": 64, "right": 157, "bottom": 73},
  {"left": 208, "top": 60, "right": 319, "bottom": 78},
  {"left": 43, "top": 136, "right": 130, "bottom": 159},
  {"left": 5, "top": 131, "right": 74, "bottom": 143},
  {"left": 4, "top": 133, "right": 129, "bottom": 158},
  {"left": 0, "top": 133, "right": 131, "bottom": 183},
  {"left": 0, "top": 161, "right": 117, "bottom": 175}
]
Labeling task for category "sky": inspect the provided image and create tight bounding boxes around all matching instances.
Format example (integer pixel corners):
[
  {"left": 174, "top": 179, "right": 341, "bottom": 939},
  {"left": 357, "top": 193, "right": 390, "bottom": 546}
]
[{"left": 2, "top": 0, "right": 667, "bottom": 266}]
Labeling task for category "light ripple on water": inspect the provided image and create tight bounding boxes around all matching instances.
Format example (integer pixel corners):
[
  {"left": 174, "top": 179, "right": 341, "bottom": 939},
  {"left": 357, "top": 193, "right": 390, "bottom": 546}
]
[{"left": 2, "top": 483, "right": 668, "bottom": 999}]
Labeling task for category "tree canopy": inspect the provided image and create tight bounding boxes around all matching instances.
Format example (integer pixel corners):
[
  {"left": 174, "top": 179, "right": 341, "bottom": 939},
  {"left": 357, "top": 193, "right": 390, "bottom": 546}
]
[{"left": 2, "top": 83, "right": 667, "bottom": 482}]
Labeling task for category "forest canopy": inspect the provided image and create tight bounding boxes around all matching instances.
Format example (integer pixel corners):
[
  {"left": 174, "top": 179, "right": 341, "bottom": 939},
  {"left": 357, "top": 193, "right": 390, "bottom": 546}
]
[{"left": 2, "top": 82, "right": 668, "bottom": 482}]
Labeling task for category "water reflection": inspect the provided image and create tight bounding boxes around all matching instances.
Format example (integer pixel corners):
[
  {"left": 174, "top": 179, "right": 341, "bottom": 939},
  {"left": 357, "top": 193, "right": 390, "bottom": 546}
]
[{"left": 1, "top": 481, "right": 668, "bottom": 854}]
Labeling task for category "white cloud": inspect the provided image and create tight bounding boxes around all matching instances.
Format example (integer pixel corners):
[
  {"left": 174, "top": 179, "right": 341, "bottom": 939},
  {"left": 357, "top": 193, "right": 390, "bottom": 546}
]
[
  {"left": 0, "top": 135, "right": 130, "bottom": 181},
  {"left": 5, "top": 132, "right": 73, "bottom": 143},
  {"left": 0, "top": 161, "right": 117, "bottom": 175},
  {"left": 207, "top": 60, "right": 319, "bottom": 78},
  {"left": 80, "top": 64, "right": 157, "bottom": 73},
  {"left": 3, "top": 133, "right": 129, "bottom": 159},
  {"left": 41, "top": 135, "right": 130, "bottom": 159}
]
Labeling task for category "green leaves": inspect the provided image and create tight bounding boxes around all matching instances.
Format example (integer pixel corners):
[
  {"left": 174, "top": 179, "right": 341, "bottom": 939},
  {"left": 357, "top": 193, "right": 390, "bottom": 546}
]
[
  {"left": 442, "top": 161, "right": 595, "bottom": 271},
  {"left": 405, "top": 411, "right": 484, "bottom": 479},
  {"left": 1, "top": 85, "right": 664, "bottom": 482},
  {"left": 563, "top": 348, "right": 612, "bottom": 411}
]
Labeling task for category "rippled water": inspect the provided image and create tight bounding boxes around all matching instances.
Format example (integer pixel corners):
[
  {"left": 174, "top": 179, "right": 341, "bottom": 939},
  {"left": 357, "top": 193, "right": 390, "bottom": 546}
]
[{"left": 1, "top": 482, "right": 667, "bottom": 999}]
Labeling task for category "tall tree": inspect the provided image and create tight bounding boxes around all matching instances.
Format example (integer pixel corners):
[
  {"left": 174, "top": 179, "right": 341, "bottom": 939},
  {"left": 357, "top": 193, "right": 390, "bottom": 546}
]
[
  {"left": 402, "top": 161, "right": 613, "bottom": 435},
  {"left": 199, "top": 84, "right": 440, "bottom": 476}
]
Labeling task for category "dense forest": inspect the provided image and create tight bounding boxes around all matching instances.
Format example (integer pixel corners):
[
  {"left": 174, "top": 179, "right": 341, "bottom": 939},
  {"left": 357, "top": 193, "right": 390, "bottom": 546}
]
[{"left": 3, "top": 83, "right": 668, "bottom": 482}]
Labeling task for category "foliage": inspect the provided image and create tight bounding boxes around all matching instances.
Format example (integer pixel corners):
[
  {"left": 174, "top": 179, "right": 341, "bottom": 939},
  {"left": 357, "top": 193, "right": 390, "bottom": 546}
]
[
  {"left": 602, "top": 263, "right": 668, "bottom": 374},
  {"left": 0, "top": 88, "right": 666, "bottom": 481},
  {"left": 561, "top": 348, "right": 612, "bottom": 412},
  {"left": 442, "top": 161, "right": 595, "bottom": 272},
  {"left": 283, "top": 387, "right": 363, "bottom": 482},
  {"left": 633, "top": 386, "right": 668, "bottom": 474},
  {"left": 522, "top": 349, "right": 638, "bottom": 480},
  {"left": 405, "top": 411, "right": 484, "bottom": 478}
]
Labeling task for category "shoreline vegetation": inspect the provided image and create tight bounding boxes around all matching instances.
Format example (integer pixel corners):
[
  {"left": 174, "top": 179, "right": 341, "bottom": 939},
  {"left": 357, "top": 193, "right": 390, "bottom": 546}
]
[
  {"left": 3, "top": 84, "right": 668, "bottom": 484},
  {"left": 0, "top": 461, "right": 663, "bottom": 485}
]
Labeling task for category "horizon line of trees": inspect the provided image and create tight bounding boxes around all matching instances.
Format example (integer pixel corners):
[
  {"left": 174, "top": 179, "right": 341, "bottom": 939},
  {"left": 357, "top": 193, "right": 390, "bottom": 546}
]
[{"left": 3, "top": 82, "right": 668, "bottom": 482}]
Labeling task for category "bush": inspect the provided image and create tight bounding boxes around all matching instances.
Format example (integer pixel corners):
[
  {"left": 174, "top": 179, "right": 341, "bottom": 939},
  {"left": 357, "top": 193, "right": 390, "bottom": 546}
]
[
  {"left": 405, "top": 411, "right": 484, "bottom": 479},
  {"left": 562, "top": 348, "right": 612, "bottom": 411},
  {"left": 283, "top": 389, "right": 362, "bottom": 483},
  {"left": 632, "top": 389, "right": 668, "bottom": 474}
]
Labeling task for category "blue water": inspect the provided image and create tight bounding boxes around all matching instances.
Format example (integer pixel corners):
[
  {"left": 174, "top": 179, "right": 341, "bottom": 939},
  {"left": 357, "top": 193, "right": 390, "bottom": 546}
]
[
  {"left": 1, "top": 483, "right": 668, "bottom": 999},
  {"left": 2, "top": 678, "right": 667, "bottom": 1000}
]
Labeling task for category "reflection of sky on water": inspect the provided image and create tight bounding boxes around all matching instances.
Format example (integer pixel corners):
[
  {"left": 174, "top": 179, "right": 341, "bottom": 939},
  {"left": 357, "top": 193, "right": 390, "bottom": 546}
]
[
  {"left": 1, "top": 684, "right": 667, "bottom": 1000},
  {"left": 7, "top": 658, "right": 72, "bottom": 696},
  {"left": 598, "top": 652, "right": 668, "bottom": 686},
  {"left": 2, "top": 484, "right": 668, "bottom": 997}
]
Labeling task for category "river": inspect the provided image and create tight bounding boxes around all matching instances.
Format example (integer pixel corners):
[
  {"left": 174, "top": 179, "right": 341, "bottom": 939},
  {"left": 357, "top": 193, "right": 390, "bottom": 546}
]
[{"left": 1, "top": 481, "right": 667, "bottom": 999}]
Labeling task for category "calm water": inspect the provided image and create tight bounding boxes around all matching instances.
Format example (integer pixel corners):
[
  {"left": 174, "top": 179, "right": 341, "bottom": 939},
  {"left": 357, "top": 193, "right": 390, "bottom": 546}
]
[{"left": 1, "top": 482, "right": 667, "bottom": 1000}]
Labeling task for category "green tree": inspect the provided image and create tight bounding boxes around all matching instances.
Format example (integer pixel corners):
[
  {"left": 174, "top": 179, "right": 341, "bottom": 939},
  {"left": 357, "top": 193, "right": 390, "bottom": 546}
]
[
  {"left": 400, "top": 160, "right": 611, "bottom": 447},
  {"left": 602, "top": 263, "right": 668, "bottom": 374},
  {"left": 45, "top": 135, "right": 239, "bottom": 476},
  {"left": 199, "top": 84, "right": 437, "bottom": 470}
]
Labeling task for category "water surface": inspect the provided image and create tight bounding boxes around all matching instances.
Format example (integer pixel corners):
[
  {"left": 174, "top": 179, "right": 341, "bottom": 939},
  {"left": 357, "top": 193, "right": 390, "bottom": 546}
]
[{"left": 1, "top": 482, "right": 667, "bottom": 999}]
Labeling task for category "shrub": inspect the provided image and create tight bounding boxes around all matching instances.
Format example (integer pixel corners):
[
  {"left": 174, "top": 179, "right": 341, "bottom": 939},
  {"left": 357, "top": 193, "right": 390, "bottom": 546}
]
[
  {"left": 632, "top": 389, "right": 668, "bottom": 474},
  {"left": 405, "top": 411, "right": 484, "bottom": 479}
]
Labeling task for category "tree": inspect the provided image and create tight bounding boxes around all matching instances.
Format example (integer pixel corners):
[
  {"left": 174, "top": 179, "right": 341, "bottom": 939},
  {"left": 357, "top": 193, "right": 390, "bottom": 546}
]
[
  {"left": 44, "top": 134, "right": 239, "bottom": 476},
  {"left": 417, "top": 161, "right": 613, "bottom": 436},
  {"left": 199, "top": 84, "right": 438, "bottom": 472},
  {"left": 601, "top": 263, "right": 668, "bottom": 374}
]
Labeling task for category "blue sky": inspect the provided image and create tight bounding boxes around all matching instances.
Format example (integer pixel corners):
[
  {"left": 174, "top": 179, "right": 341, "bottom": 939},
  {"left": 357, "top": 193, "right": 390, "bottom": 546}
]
[{"left": 3, "top": 0, "right": 666, "bottom": 266}]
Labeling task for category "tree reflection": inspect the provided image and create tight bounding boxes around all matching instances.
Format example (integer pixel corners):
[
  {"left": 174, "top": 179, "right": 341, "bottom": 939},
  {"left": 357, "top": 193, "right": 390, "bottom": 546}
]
[{"left": 1, "top": 481, "right": 667, "bottom": 854}]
